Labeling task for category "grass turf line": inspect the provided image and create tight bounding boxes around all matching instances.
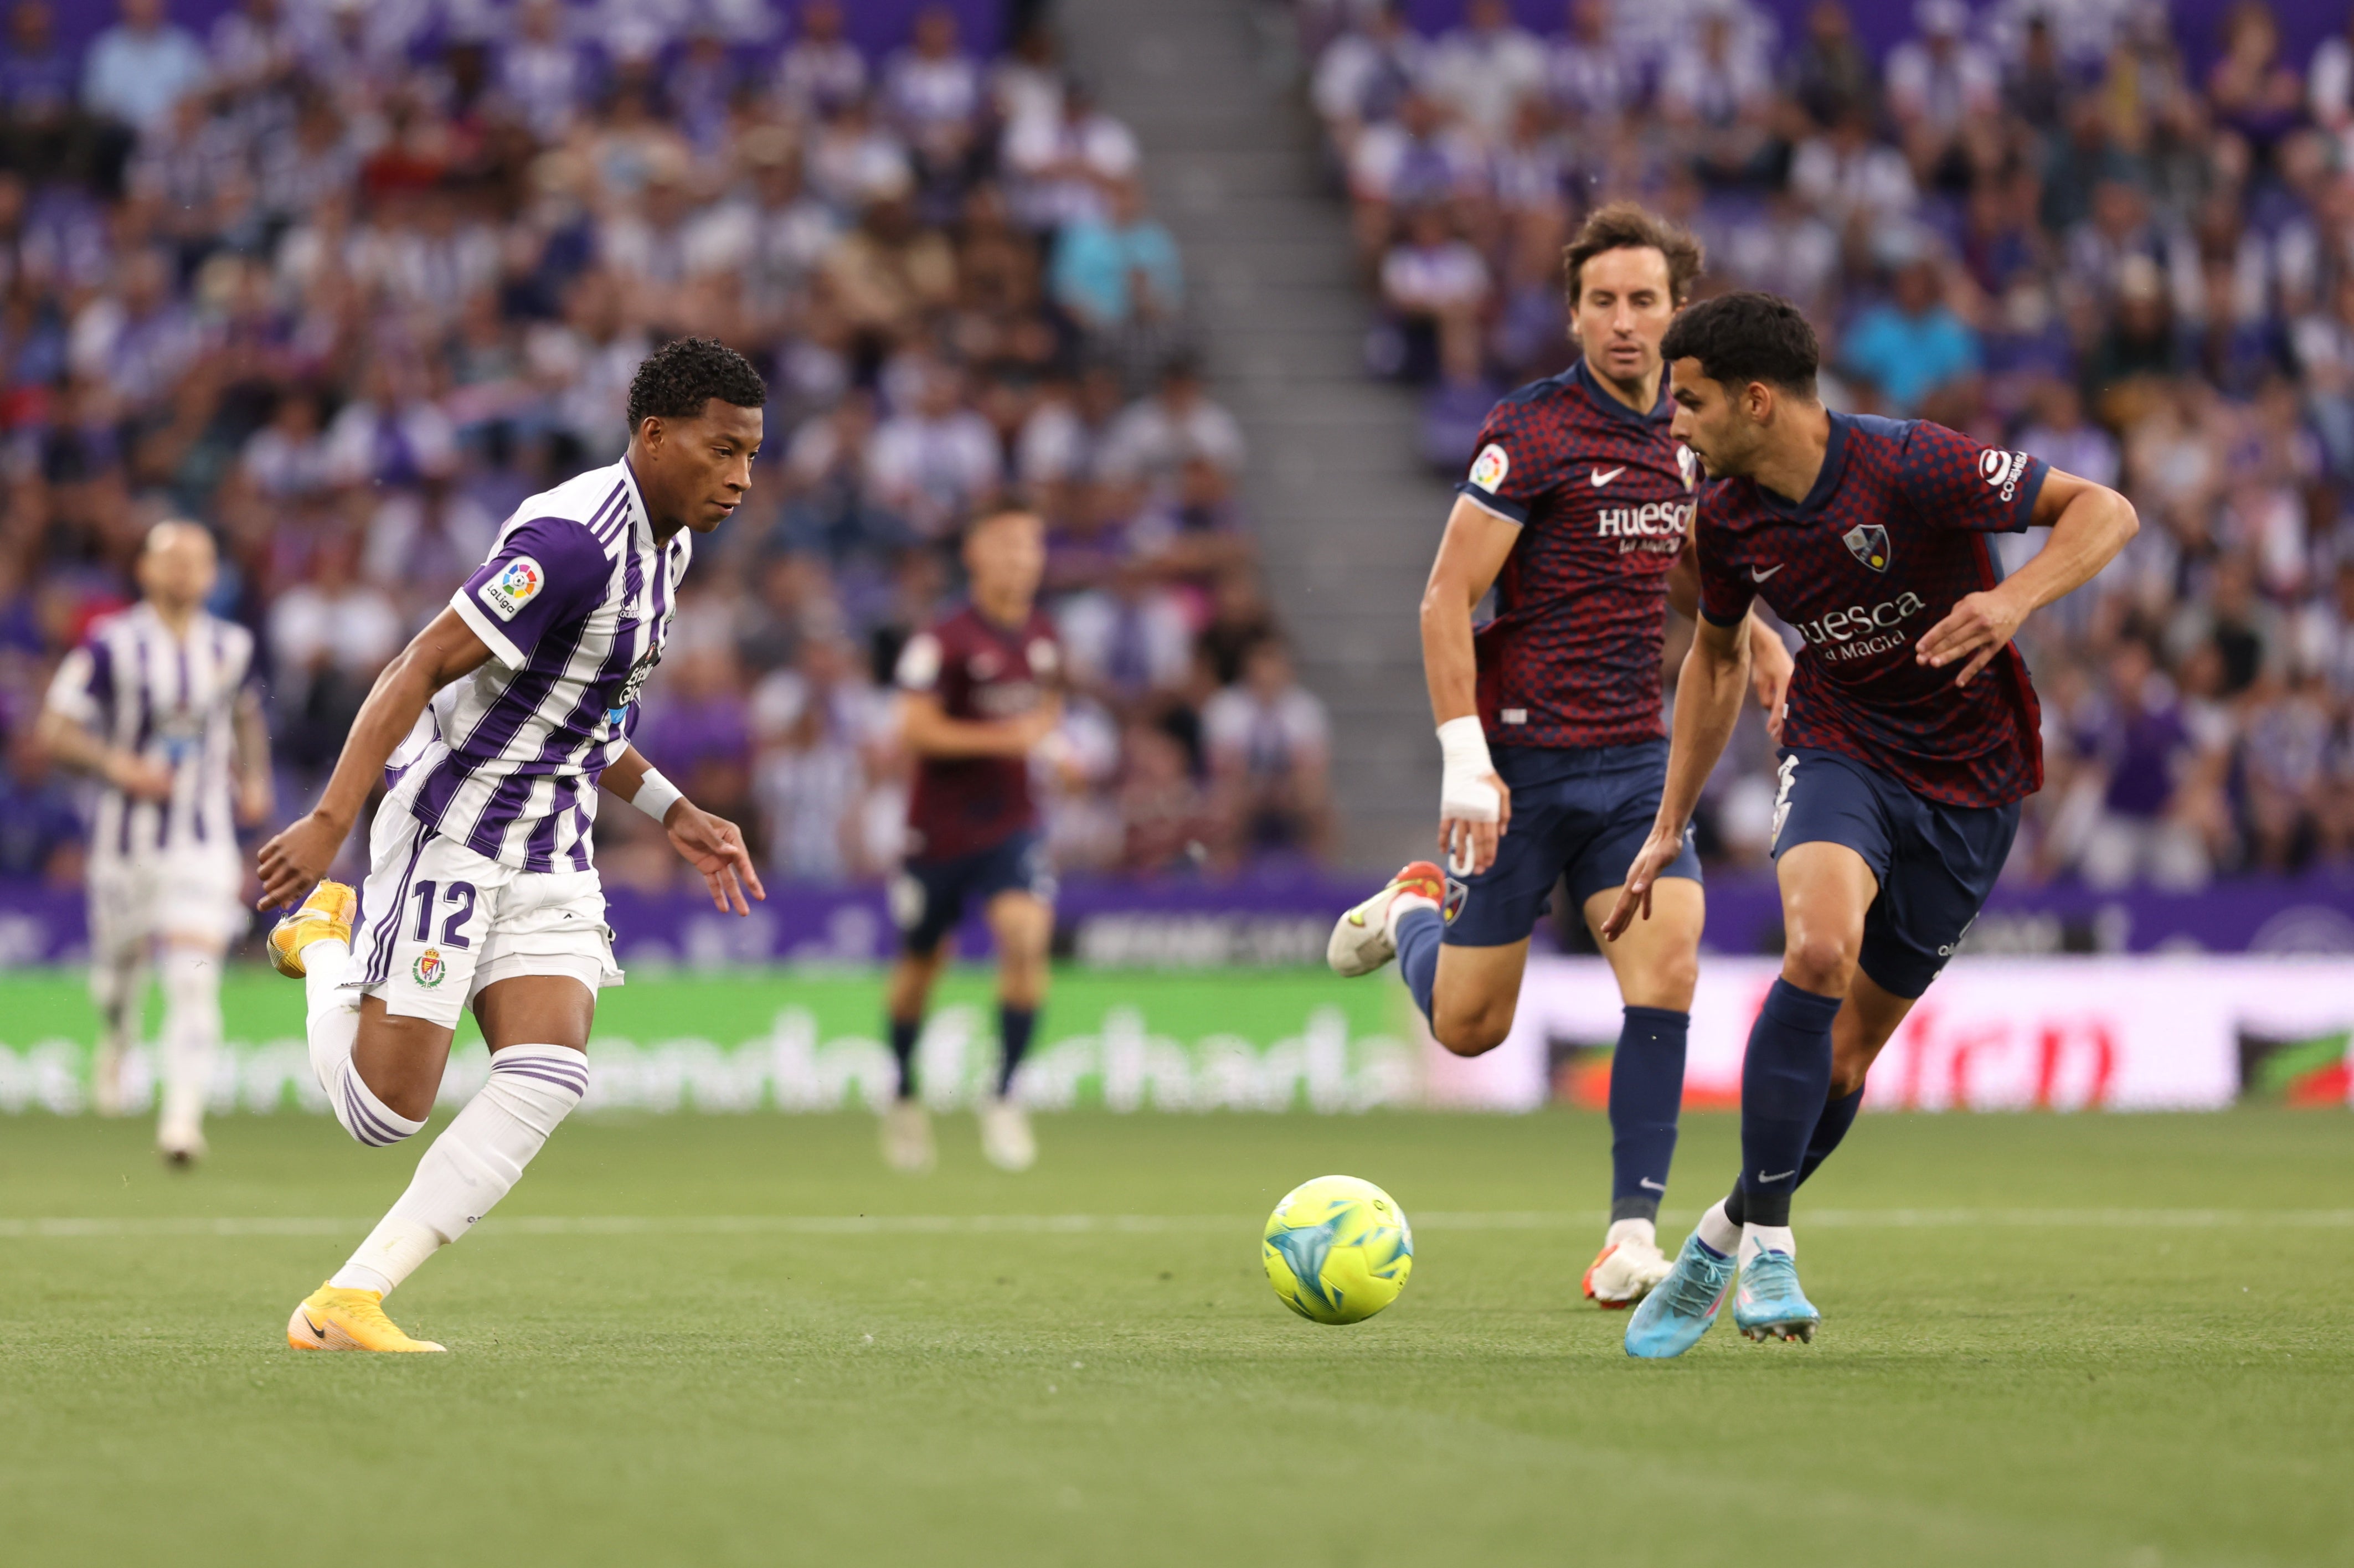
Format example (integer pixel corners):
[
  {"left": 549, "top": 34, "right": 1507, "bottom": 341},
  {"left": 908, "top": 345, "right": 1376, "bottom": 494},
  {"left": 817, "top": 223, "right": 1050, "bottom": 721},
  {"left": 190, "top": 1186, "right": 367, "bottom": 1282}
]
[{"left": 1, "top": 1109, "right": 2348, "bottom": 1568}]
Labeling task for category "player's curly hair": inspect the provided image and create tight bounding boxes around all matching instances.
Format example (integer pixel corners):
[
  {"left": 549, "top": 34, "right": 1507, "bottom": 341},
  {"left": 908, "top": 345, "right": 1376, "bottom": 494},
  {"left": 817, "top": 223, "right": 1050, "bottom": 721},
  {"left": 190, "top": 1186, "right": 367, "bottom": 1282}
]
[
  {"left": 626, "top": 336, "right": 768, "bottom": 430},
  {"left": 1562, "top": 202, "right": 1704, "bottom": 307},
  {"left": 1659, "top": 291, "right": 1820, "bottom": 398}
]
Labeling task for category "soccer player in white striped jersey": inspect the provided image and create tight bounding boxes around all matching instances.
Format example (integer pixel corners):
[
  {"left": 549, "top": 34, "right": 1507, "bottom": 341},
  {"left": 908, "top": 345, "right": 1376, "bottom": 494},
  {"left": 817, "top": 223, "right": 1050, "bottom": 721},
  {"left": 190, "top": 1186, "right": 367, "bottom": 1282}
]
[
  {"left": 39, "top": 523, "right": 274, "bottom": 1162},
  {"left": 253, "top": 338, "right": 769, "bottom": 1352}
]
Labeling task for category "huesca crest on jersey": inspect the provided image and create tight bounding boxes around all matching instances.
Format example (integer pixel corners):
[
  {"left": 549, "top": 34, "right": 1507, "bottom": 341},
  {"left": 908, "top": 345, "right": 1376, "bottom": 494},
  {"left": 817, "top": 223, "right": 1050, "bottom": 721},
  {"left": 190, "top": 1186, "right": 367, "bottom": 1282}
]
[{"left": 1843, "top": 523, "right": 1891, "bottom": 572}]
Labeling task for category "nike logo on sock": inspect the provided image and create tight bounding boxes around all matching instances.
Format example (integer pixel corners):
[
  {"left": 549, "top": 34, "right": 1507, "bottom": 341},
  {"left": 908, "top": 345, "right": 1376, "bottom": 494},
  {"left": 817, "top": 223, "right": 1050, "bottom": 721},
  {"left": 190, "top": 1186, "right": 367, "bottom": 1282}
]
[
  {"left": 1757, "top": 1169, "right": 1796, "bottom": 1183},
  {"left": 1639, "top": 1178, "right": 1666, "bottom": 1192}
]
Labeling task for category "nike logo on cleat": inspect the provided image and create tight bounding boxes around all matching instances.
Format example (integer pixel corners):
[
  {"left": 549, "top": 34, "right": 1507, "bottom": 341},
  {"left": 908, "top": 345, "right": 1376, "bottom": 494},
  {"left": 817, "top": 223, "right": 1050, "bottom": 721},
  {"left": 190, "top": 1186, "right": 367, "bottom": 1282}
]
[
  {"left": 303, "top": 1314, "right": 327, "bottom": 1341},
  {"left": 1757, "top": 1169, "right": 1795, "bottom": 1183},
  {"left": 1589, "top": 466, "right": 1625, "bottom": 487},
  {"left": 1750, "top": 564, "right": 1784, "bottom": 581}
]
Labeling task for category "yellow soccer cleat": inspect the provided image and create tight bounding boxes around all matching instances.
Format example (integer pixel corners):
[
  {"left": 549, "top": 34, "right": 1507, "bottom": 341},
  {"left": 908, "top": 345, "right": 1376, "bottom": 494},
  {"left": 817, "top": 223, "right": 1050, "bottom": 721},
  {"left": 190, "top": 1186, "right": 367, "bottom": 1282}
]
[
  {"left": 287, "top": 1285, "right": 445, "bottom": 1353},
  {"left": 267, "top": 881, "right": 357, "bottom": 978}
]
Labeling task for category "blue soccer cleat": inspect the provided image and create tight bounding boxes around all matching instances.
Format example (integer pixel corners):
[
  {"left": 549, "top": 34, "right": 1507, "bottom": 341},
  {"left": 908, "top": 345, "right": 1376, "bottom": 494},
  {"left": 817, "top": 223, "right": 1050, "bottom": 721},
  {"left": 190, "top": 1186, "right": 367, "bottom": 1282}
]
[
  {"left": 1623, "top": 1233, "right": 1738, "bottom": 1359},
  {"left": 1733, "top": 1250, "right": 1820, "bottom": 1343}
]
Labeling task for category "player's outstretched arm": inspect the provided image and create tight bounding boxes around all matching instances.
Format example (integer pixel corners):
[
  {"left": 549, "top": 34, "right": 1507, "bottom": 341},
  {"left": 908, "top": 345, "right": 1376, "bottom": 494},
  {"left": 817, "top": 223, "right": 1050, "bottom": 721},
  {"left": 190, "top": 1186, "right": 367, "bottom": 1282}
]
[
  {"left": 254, "top": 608, "right": 493, "bottom": 909},
  {"left": 1420, "top": 495, "right": 1521, "bottom": 875},
  {"left": 897, "top": 690, "right": 1061, "bottom": 759},
  {"left": 604, "top": 745, "right": 768, "bottom": 916},
  {"left": 1603, "top": 614, "right": 1750, "bottom": 941},
  {"left": 1916, "top": 470, "right": 2139, "bottom": 688}
]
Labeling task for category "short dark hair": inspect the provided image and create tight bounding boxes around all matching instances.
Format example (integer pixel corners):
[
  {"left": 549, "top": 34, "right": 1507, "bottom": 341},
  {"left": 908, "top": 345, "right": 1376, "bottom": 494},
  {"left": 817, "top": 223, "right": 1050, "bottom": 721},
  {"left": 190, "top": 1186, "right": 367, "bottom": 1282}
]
[
  {"left": 626, "top": 336, "right": 768, "bottom": 430},
  {"left": 1658, "top": 291, "right": 1820, "bottom": 397},
  {"left": 1563, "top": 202, "right": 1704, "bottom": 307}
]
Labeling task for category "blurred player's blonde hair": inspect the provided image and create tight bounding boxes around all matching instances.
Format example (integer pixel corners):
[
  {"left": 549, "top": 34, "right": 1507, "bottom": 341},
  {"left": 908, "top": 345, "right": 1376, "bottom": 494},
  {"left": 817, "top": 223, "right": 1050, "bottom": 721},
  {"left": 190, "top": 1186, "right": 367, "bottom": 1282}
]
[{"left": 1562, "top": 203, "right": 1704, "bottom": 308}]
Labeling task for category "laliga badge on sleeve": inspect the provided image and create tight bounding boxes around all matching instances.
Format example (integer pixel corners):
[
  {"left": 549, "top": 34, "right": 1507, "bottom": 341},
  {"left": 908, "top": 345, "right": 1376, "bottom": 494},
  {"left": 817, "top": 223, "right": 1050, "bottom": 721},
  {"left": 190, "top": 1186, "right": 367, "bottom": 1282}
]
[
  {"left": 1469, "top": 443, "right": 1510, "bottom": 493},
  {"left": 479, "top": 555, "right": 545, "bottom": 621}
]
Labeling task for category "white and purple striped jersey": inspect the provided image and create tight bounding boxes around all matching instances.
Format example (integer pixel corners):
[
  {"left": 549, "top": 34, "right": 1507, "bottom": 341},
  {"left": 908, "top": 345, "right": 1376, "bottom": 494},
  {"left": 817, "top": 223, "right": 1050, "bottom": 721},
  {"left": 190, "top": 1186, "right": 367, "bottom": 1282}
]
[
  {"left": 45, "top": 603, "right": 257, "bottom": 865},
  {"left": 383, "top": 456, "right": 687, "bottom": 873}
]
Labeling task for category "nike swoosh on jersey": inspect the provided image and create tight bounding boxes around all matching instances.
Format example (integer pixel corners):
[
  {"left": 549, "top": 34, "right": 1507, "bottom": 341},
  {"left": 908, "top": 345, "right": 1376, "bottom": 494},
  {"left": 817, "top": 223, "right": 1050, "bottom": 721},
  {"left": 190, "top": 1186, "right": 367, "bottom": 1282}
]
[
  {"left": 1750, "top": 564, "right": 1785, "bottom": 581},
  {"left": 1589, "top": 466, "right": 1626, "bottom": 487}
]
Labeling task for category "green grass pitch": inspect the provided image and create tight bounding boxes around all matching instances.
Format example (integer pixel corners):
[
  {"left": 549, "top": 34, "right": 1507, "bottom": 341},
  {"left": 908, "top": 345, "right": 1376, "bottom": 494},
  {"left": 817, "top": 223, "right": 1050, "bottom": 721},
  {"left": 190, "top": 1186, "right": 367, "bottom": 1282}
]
[{"left": 2, "top": 1106, "right": 2349, "bottom": 1567}]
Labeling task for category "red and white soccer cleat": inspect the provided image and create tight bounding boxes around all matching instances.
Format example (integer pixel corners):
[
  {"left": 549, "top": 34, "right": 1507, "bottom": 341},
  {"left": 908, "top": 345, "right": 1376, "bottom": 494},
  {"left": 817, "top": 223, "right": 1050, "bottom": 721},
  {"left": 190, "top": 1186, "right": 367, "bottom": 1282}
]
[
  {"left": 1326, "top": 862, "right": 1449, "bottom": 978},
  {"left": 1584, "top": 1230, "right": 1675, "bottom": 1309}
]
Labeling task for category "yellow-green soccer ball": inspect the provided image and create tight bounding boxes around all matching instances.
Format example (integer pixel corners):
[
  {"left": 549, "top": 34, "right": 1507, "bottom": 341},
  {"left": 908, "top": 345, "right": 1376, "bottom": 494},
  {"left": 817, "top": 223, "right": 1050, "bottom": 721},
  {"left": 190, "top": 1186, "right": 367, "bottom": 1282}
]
[{"left": 1261, "top": 1175, "right": 1414, "bottom": 1324}]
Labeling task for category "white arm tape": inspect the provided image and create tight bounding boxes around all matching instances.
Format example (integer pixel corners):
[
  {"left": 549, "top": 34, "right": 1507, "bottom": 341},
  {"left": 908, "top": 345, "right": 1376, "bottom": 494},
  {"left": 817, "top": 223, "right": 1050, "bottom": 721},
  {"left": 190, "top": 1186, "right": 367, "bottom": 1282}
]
[
  {"left": 1436, "top": 715, "right": 1500, "bottom": 823},
  {"left": 631, "top": 765, "right": 684, "bottom": 824}
]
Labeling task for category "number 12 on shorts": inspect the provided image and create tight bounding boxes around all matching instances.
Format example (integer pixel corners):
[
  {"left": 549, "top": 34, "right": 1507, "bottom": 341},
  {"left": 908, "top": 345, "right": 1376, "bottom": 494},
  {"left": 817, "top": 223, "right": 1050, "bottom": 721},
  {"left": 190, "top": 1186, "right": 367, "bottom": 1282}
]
[{"left": 410, "top": 880, "right": 478, "bottom": 948}]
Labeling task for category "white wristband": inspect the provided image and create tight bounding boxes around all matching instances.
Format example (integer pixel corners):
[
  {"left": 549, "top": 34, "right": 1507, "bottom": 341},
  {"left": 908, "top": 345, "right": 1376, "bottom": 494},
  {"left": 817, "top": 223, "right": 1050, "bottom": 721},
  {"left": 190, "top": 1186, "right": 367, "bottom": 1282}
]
[
  {"left": 631, "top": 765, "right": 684, "bottom": 824},
  {"left": 1436, "top": 715, "right": 1500, "bottom": 825}
]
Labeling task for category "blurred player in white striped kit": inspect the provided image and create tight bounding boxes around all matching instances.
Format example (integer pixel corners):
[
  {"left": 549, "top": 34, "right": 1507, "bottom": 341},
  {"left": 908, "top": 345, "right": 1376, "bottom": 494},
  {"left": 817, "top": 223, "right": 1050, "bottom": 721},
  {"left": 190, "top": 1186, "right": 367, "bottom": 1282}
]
[{"left": 39, "top": 523, "right": 274, "bottom": 1162}]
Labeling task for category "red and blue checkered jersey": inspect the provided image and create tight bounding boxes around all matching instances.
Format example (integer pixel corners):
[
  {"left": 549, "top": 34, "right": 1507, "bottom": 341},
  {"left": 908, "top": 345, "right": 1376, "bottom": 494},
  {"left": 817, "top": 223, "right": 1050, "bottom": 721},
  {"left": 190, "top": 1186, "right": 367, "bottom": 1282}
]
[
  {"left": 1456, "top": 357, "right": 1698, "bottom": 749},
  {"left": 895, "top": 604, "right": 1062, "bottom": 860},
  {"left": 1695, "top": 412, "right": 2052, "bottom": 808}
]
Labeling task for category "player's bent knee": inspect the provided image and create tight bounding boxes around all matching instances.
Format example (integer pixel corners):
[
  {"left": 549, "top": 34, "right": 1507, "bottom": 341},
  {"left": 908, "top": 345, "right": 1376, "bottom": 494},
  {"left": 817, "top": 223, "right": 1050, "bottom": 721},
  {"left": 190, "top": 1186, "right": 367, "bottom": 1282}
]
[
  {"left": 1431, "top": 1007, "right": 1515, "bottom": 1057},
  {"left": 1784, "top": 931, "right": 1857, "bottom": 993}
]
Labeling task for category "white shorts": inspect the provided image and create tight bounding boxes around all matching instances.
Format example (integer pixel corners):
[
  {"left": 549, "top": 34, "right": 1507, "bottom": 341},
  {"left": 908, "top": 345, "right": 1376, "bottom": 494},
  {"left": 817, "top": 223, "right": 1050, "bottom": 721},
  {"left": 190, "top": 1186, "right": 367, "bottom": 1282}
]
[
  {"left": 89, "top": 847, "right": 246, "bottom": 958},
  {"left": 347, "top": 807, "right": 624, "bottom": 1029}
]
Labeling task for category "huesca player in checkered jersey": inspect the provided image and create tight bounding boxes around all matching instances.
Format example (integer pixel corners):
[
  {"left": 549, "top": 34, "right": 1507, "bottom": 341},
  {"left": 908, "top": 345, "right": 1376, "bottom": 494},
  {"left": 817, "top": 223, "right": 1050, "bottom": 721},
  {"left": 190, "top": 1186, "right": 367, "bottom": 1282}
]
[
  {"left": 1325, "top": 204, "right": 1793, "bottom": 1308},
  {"left": 251, "top": 338, "right": 770, "bottom": 1353},
  {"left": 1607, "top": 292, "right": 2139, "bottom": 1357}
]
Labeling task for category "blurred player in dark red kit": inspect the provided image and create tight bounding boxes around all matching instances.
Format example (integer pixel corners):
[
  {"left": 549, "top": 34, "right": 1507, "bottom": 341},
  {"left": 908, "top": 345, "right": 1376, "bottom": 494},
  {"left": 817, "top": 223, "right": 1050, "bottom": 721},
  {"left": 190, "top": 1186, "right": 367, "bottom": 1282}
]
[{"left": 882, "top": 507, "right": 1064, "bottom": 1173}]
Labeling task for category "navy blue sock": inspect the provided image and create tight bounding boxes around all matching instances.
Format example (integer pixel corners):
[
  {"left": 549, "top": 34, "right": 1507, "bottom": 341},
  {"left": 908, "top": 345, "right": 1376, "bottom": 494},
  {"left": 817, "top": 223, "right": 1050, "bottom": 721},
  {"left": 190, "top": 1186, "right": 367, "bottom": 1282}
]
[
  {"left": 888, "top": 1016, "right": 921, "bottom": 1101},
  {"left": 1608, "top": 1005, "right": 1688, "bottom": 1223},
  {"left": 1725, "top": 1082, "right": 1866, "bottom": 1225},
  {"left": 1395, "top": 906, "right": 1443, "bottom": 1024},
  {"left": 1736, "top": 978, "right": 1843, "bottom": 1228},
  {"left": 997, "top": 1003, "right": 1037, "bottom": 1096},
  {"left": 1799, "top": 1086, "right": 1864, "bottom": 1185}
]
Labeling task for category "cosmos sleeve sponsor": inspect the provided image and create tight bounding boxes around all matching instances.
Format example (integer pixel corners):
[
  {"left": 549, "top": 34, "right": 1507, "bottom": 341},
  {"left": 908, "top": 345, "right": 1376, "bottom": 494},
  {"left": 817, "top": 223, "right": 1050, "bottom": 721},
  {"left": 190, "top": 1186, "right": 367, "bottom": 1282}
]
[{"left": 1895, "top": 420, "right": 2049, "bottom": 534}]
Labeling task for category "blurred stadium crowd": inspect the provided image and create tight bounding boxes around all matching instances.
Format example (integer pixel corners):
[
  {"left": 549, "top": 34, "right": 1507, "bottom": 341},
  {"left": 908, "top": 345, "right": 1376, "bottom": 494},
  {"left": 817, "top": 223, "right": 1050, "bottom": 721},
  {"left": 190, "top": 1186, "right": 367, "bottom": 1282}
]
[
  {"left": 1302, "top": 0, "right": 2354, "bottom": 887},
  {"left": 0, "top": 0, "right": 1337, "bottom": 897}
]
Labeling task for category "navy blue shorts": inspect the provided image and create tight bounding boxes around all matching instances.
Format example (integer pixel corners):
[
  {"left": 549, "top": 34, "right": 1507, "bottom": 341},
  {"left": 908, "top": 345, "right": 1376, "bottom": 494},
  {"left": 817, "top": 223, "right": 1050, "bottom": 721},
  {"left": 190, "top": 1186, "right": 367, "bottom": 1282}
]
[
  {"left": 1770, "top": 746, "right": 2021, "bottom": 999},
  {"left": 890, "top": 832, "right": 1056, "bottom": 955},
  {"left": 1445, "top": 740, "right": 1702, "bottom": 948}
]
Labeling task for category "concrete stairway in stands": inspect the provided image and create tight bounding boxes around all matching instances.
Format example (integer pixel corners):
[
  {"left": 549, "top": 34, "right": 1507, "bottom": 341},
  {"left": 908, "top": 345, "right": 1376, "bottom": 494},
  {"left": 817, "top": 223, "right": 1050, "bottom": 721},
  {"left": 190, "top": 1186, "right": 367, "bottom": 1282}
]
[{"left": 1056, "top": 0, "right": 1450, "bottom": 873}]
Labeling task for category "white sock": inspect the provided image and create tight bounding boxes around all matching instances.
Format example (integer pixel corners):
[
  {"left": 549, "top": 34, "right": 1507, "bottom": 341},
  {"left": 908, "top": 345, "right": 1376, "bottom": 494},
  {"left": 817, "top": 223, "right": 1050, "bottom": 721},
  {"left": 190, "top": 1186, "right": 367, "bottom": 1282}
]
[
  {"left": 158, "top": 948, "right": 223, "bottom": 1134},
  {"left": 1741, "top": 1224, "right": 1796, "bottom": 1266},
  {"left": 90, "top": 952, "right": 146, "bottom": 1115},
  {"left": 1695, "top": 1199, "right": 1741, "bottom": 1257},
  {"left": 1604, "top": 1216, "right": 1657, "bottom": 1251},
  {"left": 329, "top": 1044, "right": 588, "bottom": 1297},
  {"left": 303, "top": 937, "right": 359, "bottom": 1092},
  {"left": 1383, "top": 891, "right": 1439, "bottom": 945},
  {"left": 331, "top": 1054, "right": 426, "bottom": 1148}
]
